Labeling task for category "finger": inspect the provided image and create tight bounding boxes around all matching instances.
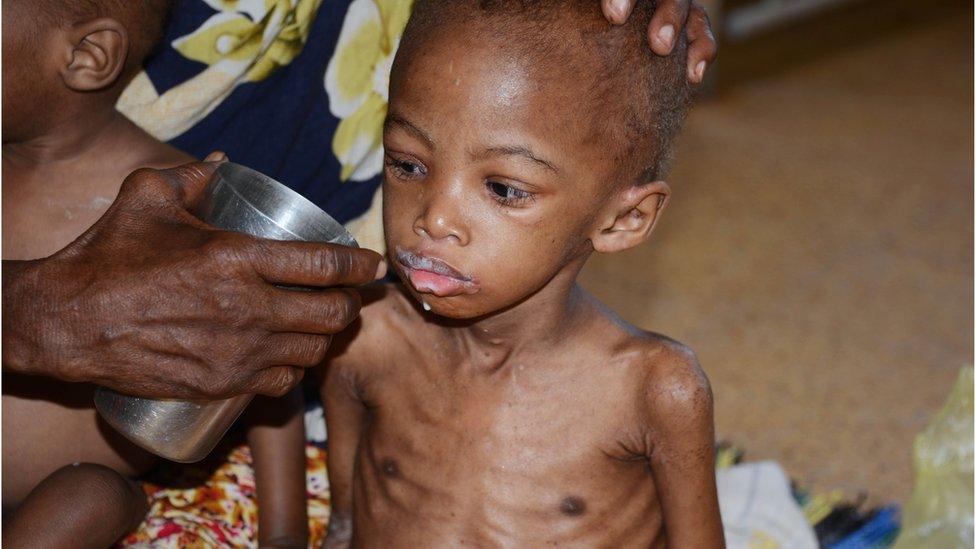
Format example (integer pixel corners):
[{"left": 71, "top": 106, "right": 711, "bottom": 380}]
[
  {"left": 685, "top": 3, "right": 717, "bottom": 84},
  {"left": 601, "top": 0, "right": 635, "bottom": 25},
  {"left": 249, "top": 366, "right": 305, "bottom": 397},
  {"left": 163, "top": 160, "right": 225, "bottom": 209},
  {"left": 115, "top": 166, "right": 215, "bottom": 218},
  {"left": 117, "top": 167, "right": 171, "bottom": 204},
  {"left": 249, "top": 240, "right": 386, "bottom": 287},
  {"left": 204, "top": 151, "right": 228, "bottom": 162},
  {"left": 260, "top": 333, "right": 334, "bottom": 367},
  {"left": 267, "top": 287, "right": 362, "bottom": 334},
  {"left": 646, "top": 0, "right": 691, "bottom": 55}
]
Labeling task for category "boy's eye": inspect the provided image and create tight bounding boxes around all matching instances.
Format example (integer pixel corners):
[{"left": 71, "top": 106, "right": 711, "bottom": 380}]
[
  {"left": 384, "top": 154, "right": 426, "bottom": 180},
  {"left": 486, "top": 181, "right": 534, "bottom": 206}
]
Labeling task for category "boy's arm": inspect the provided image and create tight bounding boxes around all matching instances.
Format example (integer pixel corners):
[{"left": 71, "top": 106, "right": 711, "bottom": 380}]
[
  {"left": 246, "top": 388, "right": 309, "bottom": 549},
  {"left": 321, "top": 350, "right": 369, "bottom": 549},
  {"left": 642, "top": 348, "right": 725, "bottom": 549}
]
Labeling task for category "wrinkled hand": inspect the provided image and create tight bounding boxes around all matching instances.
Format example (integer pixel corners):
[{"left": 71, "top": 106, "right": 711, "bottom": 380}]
[
  {"left": 602, "top": 0, "right": 718, "bottom": 84},
  {"left": 2, "top": 156, "right": 384, "bottom": 399}
]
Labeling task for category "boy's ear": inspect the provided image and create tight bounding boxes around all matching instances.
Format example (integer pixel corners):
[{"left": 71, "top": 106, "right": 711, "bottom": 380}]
[
  {"left": 59, "top": 18, "right": 129, "bottom": 92},
  {"left": 591, "top": 181, "right": 671, "bottom": 253}
]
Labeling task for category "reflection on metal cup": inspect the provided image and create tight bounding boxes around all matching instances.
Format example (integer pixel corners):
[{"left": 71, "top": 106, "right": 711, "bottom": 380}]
[{"left": 94, "top": 162, "right": 358, "bottom": 462}]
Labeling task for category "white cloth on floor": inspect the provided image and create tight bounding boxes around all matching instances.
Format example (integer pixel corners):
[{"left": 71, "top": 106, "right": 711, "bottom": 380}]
[
  {"left": 717, "top": 461, "right": 818, "bottom": 549},
  {"left": 305, "top": 403, "right": 327, "bottom": 443}
]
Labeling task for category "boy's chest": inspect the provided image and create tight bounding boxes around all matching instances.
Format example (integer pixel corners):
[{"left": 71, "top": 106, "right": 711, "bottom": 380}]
[
  {"left": 2, "top": 201, "right": 109, "bottom": 260},
  {"left": 356, "top": 360, "right": 653, "bottom": 517},
  {"left": 1, "top": 171, "right": 119, "bottom": 259},
  {"left": 366, "top": 356, "right": 626, "bottom": 442}
]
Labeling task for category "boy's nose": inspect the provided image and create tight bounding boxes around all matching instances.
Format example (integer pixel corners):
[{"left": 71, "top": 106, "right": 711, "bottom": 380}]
[{"left": 413, "top": 187, "right": 469, "bottom": 246}]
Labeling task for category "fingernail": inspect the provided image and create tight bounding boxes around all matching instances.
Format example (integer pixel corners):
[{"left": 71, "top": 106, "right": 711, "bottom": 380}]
[
  {"left": 204, "top": 151, "right": 228, "bottom": 162},
  {"left": 695, "top": 60, "right": 706, "bottom": 81},
  {"left": 375, "top": 260, "right": 387, "bottom": 280},
  {"left": 611, "top": 0, "right": 629, "bottom": 20},
  {"left": 658, "top": 24, "right": 675, "bottom": 49}
]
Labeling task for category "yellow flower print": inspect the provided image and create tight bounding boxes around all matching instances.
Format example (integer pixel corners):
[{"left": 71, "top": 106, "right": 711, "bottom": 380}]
[
  {"left": 174, "top": 0, "right": 322, "bottom": 82},
  {"left": 118, "top": 0, "right": 324, "bottom": 141},
  {"left": 325, "top": 0, "right": 413, "bottom": 181}
]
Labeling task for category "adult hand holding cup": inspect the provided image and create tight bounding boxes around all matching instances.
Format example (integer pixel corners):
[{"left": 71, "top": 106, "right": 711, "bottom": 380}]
[{"left": 2, "top": 152, "right": 384, "bottom": 400}]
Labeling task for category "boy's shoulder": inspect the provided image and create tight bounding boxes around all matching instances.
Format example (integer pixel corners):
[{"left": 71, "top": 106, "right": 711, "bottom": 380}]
[
  {"left": 327, "top": 282, "right": 428, "bottom": 366},
  {"left": 593, "top": 302, "right": 712, "bottom": 431},
  {"left": 629, "top": 331, "right": 711, "bottom": 419},
  {"left": 356, "top": 282, "right": 425, "bottom": 330}
]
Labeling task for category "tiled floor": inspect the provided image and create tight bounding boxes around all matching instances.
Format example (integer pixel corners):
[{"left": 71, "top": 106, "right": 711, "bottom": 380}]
[{"left": 579, "top": 1, "right": 973, "bottom": 503}]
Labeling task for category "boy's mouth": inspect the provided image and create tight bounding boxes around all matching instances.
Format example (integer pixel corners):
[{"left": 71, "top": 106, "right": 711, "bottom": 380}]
[{"left": 395, "top": 246, "right": 477, "bottom": 297}]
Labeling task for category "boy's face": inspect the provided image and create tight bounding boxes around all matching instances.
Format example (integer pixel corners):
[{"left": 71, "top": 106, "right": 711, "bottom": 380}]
[{"left": 383, "top": 26, "right": 627, "bottom": 318}]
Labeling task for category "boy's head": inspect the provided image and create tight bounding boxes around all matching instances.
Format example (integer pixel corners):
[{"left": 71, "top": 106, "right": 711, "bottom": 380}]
[
  {"left": 383, "top": 0, "right": 693, "bottom": 318},
  {"left": 2, "top": 0, "right": 172, "bottom": 142}
]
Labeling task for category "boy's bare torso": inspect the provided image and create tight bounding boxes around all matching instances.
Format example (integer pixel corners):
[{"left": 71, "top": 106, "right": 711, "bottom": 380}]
[
  {"left": 2, "top": 117, "right": 191, "bottom": 258},
  {"left": 325, "top": 285, "right": 710, "bottom": 547}
]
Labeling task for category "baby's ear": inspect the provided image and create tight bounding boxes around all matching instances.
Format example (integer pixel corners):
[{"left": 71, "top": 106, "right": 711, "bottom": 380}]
[
  {"left": 591, "top": 181, "right": 670, "bottom": 253},
  {"left": 59, "top": 18, "right": 129, "bottom": 92}
]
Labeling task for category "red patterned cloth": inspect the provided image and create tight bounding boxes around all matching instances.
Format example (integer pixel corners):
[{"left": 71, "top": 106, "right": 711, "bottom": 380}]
[{"left": 118, "top": 443, "right": 330, "bottom": 548}]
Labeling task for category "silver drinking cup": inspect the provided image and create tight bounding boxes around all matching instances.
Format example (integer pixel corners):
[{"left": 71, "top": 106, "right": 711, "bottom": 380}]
[{"left": 94, "top": 162, "right": 358, "bottom": 462}]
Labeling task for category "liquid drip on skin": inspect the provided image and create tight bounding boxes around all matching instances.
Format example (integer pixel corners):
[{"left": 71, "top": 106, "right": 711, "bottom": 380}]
[{"left": 422, "top": 301, "right": 432, "bottom": 311}]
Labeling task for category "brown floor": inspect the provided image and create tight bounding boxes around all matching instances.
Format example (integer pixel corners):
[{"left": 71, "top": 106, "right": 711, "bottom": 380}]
[{"left": 579, "top": 2, "right": 973, "bottom": 504}]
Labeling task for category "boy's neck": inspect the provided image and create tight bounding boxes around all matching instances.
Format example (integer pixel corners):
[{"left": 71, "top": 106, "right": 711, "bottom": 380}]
[
  {"left": 438, "top": 258, "right": 592, "bottom": 371},
  {"left": 3, "top": 100, "right": 132, "bottom": 168}
]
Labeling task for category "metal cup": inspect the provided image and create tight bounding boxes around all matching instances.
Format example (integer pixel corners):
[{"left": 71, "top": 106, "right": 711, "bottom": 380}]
[{"left": 94, "top": 162, "right": 358, "bottom": 462}]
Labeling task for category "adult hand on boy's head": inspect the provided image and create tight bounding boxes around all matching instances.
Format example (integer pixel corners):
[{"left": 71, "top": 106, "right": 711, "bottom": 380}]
[
  {"left": 2, "top": 157, "right": 385, "bottom": 399},
  {"left": 601, "top": 0, "right": 718, "bottom": 84}
]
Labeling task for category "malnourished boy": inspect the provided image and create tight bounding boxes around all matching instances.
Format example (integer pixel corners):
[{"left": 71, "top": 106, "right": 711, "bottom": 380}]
[{"left": 321, "top": 1, "right": 724, "bottom": 546}]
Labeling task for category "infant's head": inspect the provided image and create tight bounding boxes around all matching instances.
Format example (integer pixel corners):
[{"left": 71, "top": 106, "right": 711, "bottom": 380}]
[
  {"left": 383, "top": 0, "right": 693, "bottom": 318},
  {"left": 2, "top": 0, "right": 172, "bottom": 142}
]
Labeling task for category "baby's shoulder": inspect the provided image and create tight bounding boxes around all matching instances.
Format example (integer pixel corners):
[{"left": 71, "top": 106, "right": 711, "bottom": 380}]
[{"left": 121, "top": 122, "right": 195, "bottom": 171}]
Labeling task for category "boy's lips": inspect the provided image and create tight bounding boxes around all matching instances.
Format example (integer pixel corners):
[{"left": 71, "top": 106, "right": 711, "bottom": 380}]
[{"left": 395, "top": 247, "right": 477, "bottom": 297}]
